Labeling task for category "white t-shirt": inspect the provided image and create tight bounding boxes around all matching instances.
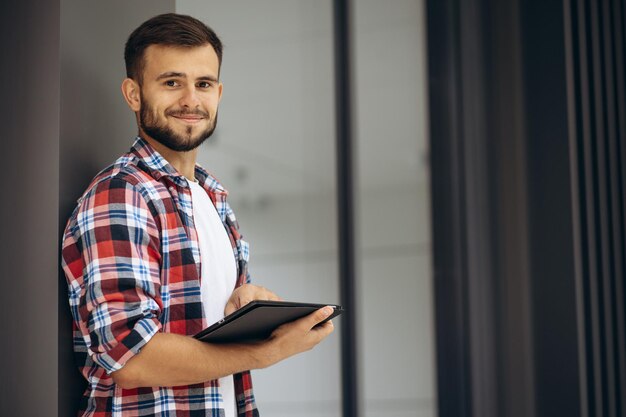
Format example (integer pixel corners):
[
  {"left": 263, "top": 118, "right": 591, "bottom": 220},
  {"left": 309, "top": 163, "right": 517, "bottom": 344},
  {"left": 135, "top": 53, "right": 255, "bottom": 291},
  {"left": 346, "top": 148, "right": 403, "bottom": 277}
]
[{"left": 188, "top": 180, "right": 237, "bottom": 417}]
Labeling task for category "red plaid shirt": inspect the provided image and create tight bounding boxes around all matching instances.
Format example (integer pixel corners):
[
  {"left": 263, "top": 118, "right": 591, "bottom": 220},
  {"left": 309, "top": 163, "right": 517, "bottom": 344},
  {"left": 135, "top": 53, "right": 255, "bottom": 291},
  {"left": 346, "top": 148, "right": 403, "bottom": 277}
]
[{"left": 61, "top": 137, "right": 258, "bottom": 416}]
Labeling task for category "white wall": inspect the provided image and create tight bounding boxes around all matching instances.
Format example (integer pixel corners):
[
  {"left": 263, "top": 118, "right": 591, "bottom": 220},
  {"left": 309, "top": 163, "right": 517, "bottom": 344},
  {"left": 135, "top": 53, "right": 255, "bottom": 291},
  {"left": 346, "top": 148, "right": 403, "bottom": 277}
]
[{"left": 354, "top": 1, "right": 436, "bottom": 416}]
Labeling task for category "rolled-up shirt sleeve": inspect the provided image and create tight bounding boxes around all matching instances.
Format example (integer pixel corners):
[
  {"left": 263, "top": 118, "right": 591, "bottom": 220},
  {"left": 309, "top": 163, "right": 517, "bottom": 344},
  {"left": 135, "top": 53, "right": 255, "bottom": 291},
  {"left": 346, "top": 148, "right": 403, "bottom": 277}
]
[{"left": 62, "top": 176, "right": 163, "bottom": 374}]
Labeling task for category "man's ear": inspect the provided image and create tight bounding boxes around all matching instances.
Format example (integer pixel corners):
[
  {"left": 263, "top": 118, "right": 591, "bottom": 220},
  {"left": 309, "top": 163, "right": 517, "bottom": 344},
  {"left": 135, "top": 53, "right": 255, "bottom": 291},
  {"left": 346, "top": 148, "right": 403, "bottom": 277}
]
[
  {"left": 217, "top": 82, "right": 223, "bottom": 103},
  {"left": 121, "top": 78, "right": 141, "bottom": 112}
]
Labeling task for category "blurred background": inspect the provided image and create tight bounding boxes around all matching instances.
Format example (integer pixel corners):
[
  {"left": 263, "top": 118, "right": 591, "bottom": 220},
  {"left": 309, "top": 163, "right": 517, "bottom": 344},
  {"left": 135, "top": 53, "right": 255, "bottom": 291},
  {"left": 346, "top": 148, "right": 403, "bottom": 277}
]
[{"left": 1, "top": 0, "right": 624, "bottom": 417}]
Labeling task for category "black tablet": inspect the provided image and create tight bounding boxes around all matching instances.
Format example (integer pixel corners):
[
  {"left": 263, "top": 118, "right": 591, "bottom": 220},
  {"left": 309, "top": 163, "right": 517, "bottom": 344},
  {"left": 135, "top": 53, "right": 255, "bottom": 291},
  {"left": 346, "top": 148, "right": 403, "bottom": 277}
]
[{"left": 193, "top": 300, "right": 343, "bottom": 343}]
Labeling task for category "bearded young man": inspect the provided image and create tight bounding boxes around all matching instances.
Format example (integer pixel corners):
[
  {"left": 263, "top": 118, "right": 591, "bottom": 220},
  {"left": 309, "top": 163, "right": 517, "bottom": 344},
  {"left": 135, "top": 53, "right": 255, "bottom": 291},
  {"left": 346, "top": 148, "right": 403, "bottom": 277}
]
[{"left": 61, "top": 13, "right": 334, "bottom": 417}]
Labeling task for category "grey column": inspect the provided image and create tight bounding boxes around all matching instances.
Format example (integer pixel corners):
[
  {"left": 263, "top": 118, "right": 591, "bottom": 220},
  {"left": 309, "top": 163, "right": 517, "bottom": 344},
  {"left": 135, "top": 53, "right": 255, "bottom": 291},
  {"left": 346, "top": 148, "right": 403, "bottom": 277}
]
[{"left": 0, "top": 1, "right": 61, "bottom": 416}]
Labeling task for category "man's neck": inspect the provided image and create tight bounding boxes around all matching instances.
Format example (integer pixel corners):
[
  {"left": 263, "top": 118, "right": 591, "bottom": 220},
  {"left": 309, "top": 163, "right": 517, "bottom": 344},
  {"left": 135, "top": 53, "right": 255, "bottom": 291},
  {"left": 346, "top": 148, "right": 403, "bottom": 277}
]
[{"left": 141, "top": 134, "right": 199, "bottom": 182}]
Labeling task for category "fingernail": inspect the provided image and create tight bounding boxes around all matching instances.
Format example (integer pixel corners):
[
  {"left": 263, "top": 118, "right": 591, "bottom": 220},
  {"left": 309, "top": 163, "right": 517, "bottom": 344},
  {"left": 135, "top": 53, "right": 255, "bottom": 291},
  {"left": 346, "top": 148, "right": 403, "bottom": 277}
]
[{"left": 323, "top": 306, "right": 333, "bottom": 316}]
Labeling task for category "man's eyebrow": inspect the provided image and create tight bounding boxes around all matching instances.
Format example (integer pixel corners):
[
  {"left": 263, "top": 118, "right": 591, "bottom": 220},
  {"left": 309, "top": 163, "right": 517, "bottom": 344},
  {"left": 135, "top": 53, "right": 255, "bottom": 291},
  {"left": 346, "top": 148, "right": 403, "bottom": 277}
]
[
  {"left": 155, "top": 72, "right": 218, "bottom": 83},
  {"left": 156, "top": 72, "right": 186, "bottom": 80},
  {"left": 197, "top": 75, "right": 219, "bottom": 83}
]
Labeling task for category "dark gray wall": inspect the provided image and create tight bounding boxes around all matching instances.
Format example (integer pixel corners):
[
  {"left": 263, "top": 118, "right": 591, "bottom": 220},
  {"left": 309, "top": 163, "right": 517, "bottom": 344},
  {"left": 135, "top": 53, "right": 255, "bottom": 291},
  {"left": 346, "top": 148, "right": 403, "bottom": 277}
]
[
  {"left": 428, "top": 0, "right": 626, "bottom": 416},
  {"left": 59, "top": 1, "right": 174, "bottom": 415},
  {"left": 0, "top": 1, "right": 60, "bottom": 415}
]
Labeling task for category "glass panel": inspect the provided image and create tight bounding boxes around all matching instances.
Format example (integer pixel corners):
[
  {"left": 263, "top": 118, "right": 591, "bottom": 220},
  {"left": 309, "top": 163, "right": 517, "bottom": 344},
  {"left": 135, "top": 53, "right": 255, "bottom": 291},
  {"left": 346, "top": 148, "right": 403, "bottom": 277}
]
[
  {"left": 175, "top": 2, "right": 341, "bottom": 416},
  {"left": 353, "top": 0, "right": 437, "bottom": 416}
]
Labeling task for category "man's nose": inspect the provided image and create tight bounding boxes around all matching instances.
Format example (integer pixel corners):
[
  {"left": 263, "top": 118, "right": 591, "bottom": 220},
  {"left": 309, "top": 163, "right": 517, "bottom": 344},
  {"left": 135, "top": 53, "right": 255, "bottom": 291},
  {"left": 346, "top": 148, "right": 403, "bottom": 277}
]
[{"left": 179, "top": 85, "right": 201, "bottom": 108}]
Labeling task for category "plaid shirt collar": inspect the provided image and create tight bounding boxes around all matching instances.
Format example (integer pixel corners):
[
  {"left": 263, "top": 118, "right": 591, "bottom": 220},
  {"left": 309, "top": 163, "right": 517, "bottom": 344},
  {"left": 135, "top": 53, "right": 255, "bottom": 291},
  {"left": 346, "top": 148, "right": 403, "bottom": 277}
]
[{"left": 130, "top": 136, "right": 229, "bottom": 197}]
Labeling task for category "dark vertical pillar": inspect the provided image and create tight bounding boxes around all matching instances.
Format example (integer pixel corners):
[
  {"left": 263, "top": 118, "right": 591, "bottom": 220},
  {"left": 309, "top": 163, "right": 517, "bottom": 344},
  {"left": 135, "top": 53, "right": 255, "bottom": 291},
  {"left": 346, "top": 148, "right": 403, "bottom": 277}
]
[
  {"left": 0, "top": 1, "right": 61, "bottom": 416},
  {"left": 520, "top": 1, "right": 583, "bottom": 416},
  {"left": 563, "top": 0, "right": 626, "bottom": 416},
  {"left": 427, "top": 0, "right": 538, "bottom": 416},
  {"left": 426, "top": 1, "right": 472, "bottom": 416},
  {"left": 333, "top": 1, "right": 359, "bottom": 416}
]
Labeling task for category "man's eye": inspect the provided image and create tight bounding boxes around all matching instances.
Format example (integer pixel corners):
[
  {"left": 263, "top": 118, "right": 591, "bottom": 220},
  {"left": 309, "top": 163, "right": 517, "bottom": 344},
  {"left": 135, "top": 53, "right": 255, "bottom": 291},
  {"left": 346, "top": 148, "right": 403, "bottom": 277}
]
[
  {"left": 198, "top": 81, "right": 212, "bottom": 89},
  {"left": 165, "top": 80, "right": 179, "bottom": 87}
]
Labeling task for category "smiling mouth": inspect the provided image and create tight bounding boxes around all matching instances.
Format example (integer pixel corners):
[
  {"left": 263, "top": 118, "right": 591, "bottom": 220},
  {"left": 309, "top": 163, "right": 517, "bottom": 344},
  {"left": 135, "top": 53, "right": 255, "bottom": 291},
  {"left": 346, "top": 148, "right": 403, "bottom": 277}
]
[{"left": 171, "top": 115, "right": 205, "bottom": 124}]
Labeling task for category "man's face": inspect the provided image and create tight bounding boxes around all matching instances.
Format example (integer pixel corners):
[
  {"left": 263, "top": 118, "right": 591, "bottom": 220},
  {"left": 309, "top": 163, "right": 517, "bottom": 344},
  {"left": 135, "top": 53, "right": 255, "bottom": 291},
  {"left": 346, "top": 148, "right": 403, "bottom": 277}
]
[{"left": 136, "top": 44, "right": 223, "bottom": 152}]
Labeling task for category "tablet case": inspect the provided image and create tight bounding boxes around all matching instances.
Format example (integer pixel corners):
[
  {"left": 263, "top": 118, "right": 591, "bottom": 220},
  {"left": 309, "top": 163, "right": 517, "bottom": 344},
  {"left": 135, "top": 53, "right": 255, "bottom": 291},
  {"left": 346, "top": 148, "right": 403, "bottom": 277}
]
[{"left": 193, "top": 300, "right": 343, "bottom": 343}]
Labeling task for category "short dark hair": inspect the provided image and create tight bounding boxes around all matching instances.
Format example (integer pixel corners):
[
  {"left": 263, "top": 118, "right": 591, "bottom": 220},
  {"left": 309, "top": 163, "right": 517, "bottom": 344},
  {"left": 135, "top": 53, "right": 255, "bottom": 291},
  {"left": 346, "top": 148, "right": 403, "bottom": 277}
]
[{"left": 124, "top": 13, "right": 223, "bottom": 83}]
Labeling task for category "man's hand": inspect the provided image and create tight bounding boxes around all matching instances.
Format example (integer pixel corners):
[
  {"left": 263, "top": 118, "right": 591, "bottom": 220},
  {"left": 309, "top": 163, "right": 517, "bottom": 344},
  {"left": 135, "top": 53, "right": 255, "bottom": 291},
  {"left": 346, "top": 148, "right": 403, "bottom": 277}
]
[
  {"left": 224, "top": 284, "right": 282, "bottom": 316},
  {"left": 261, "top": 306, "right": 335, "bottom": 367}
]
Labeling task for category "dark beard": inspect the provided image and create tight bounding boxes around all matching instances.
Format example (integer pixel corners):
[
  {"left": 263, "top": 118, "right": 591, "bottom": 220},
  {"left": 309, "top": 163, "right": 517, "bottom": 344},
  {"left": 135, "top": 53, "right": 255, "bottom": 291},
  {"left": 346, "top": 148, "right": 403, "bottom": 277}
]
[{"left": 139, "top": 97, "right": 218, "bottom": 152}]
